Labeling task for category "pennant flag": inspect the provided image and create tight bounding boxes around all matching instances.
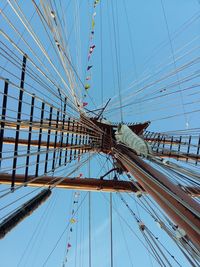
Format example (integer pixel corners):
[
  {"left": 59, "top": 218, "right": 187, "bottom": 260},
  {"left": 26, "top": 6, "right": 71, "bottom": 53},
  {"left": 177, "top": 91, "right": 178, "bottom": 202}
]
[
  {"left": 92, "top": 19, "right": 95, "bottom": 29},
  {"left": 94, "top": 0, "right": 100, "bottom": 8},
  {"left": 73, "top": 200, "right": 78, "bottom": 204},
  {"left": 55, "top": 39, "right": 61, "bottom": 50},
  {"left": 70, "top": 218, "right": 76, "bottom": 224},
  {"left": 86, "top": 76, "right": 91, "bottom": 80},
  {"left": 70, "top": 227, "right": 73, "bottom": 232},
  {"left": 90, "top": 45, "right": 96, "bottom": 51},
  {"left": 67, "top": 243, "right": 71, "bottom": 248},
  {"left": 50, "top": 11, "right": 56, "bottom": 19},
  {"left": 88, "top": 53, "right": 91, "bottom": 61},
  {"left": 79, "top": 173, "right": 83, "bottom": 177},
  {"left": 75, "top": 192, "right": 80, "bottom": 198},
  {"left": 87, "top": 65, "right": 93, "bottom": 71},
  {"left": 83, "top": 102, "right": 88, "bottom": 107},
  {"left": 85, "top": 84, "right": 90, "bottom": 90},
  {"left": 91, "top": 31, "right": 94, "bottom": 35},
  {"left": 89, "top": 45, "right": 96, "bottom": 55},
  {"left": 92, "top": 12, "right": 97, "bottom": 18},
  {"left": 72, "top": 209, "right": 74, "bottom": 214}
]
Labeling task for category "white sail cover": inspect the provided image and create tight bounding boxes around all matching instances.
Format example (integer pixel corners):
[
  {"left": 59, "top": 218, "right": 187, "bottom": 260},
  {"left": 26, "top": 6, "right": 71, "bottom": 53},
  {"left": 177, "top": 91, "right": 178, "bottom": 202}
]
[{"left": 115, "top": 124, "right": 152, "bottom": 157}]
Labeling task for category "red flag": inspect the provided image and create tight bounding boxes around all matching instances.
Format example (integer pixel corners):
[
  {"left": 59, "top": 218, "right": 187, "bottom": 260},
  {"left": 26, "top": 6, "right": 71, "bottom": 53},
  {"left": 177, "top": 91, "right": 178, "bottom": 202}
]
[
  {"left": 83, "top": 102, "right": 88, "bottom": 107},
  {"left": 90, "top": 45, "right": 96, "bottom": 51}
]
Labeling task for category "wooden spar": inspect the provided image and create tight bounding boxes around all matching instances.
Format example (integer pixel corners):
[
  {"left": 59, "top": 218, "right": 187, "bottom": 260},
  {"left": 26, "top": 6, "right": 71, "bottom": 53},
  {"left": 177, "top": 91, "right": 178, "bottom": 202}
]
[
  {"left": 0, "top": 173, "right": 199, "bottom": 196},
  {"left": 0, "top": 189, "right": 51, "bottom": 239},
  {"left": 0, "top": 173, "right": 141, "bottom": 193},
  {"left": 2, "top": 137, "right": 92, "bottom": 150},
  {"left": 2, "top": 137, "right": 200, "bottom": 162},
  {"left": 115, "top": 145, "right": 200, "bottom": 249},
  {"left": 154, "top": 151, "right": 200, "bottom": 162}
]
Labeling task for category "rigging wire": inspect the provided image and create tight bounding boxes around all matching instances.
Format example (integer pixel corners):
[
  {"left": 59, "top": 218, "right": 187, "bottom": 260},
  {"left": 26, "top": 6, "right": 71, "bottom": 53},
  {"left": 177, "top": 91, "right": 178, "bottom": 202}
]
[{"left": 41, "top": 192, "right": 89, "bottom": 267}]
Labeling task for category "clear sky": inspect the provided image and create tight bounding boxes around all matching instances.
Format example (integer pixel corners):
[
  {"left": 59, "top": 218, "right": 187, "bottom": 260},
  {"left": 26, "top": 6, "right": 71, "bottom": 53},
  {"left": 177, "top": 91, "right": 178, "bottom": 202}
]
[{"left": 0, "top": 0, "right": 200, "bottom": 267}]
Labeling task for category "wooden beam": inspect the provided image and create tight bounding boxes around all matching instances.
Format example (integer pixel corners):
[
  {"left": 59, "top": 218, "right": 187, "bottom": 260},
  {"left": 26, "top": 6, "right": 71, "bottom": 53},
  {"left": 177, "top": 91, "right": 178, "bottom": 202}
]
[
  {"left": 0, "top": 173, "right": 142, "bottom": 193},
  {"left": 2, "top": 137, "right": 91, "bottom": 150},
  {"left": 0, "top": 173, "right": 199, "bottom": 197}
]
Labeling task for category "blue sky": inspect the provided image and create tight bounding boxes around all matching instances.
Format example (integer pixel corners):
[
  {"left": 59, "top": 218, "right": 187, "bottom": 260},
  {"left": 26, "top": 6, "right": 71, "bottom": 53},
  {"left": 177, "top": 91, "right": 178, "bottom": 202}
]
[{"left": 0, "top": 0, "right": 200, "bottom": 266}]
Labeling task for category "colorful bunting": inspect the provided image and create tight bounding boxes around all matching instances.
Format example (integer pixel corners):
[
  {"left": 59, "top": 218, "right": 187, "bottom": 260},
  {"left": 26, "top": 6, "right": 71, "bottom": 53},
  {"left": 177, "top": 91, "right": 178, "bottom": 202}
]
[
  {"left": 62, "top": 192, "right": 81, "bottom": 267},
  {"left": 84, "top": 0, "right": 100, "bottom": 95},
  {"left": 94, "top": 0, "right": 100, "bottom": 8},
  {"left": 90, "top": 45, "right": 96, "bottom": 52},
  {"left": 84, "top": 84, "right": 90, "bottom": 90},
  {"left": 92, "top": 19, "right": 95, "bottom": 29},
  {"left": 87, "top": 65, "right": 93, "bottom": 71},
  {"left": 75, "top": 192, "right": 80, "bottom": 198},
  {"left": 83, "top": 102, "right": 88, "bottom": 107},
  {"left": 70, "top": 218, "right": 76, "bottom": 224}
]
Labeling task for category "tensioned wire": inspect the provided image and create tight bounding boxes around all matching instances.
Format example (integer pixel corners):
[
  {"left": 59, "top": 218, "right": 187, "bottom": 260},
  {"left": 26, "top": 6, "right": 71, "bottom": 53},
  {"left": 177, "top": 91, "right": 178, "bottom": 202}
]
[
  {"left": 0, "top": 42, "right": 68, "bottom": 102},
  {"left": 0, "top": 77, "right": 104, "bottom": 136},
  {"left": 106, "top": 53, "right": 198, "bottom": 116},
  {"left": 122, "top": 35, "right": 200, "bottom": 101},
  {"left": 2, "top": 1, "right": 69, "bottom": 95},
  {"left": 6, "top": 0, "right": 82, "bottom": 107},
  {"left": 16, "top": 191, "right": 58, "bottom": 267},
  {"left": 106, "top": 55, "right": 200, "bottom": 113},
  {"left": 113, "top": 148, "right": 200, "bottom": 218},
  {"left": 0, "top": 44, "right": 79, "bottom": 113},
  {"left": 94, "top": 156, "right": 176, "bottom": 266},
  {"left": 0, "top": 8, "right": 36, "bottom": 76},
  {"left": 118, "top": 193, "right": 181, "bottom": 267},
  {"left": 0, "top": 150, "right": 86, "bottom": 200},
  {"left": 101, "top": 192, "right": 162, "bottom": 265},
  {"left": 0, "top": 9, "right": 74, "bottom": 103},
  {"left": 123, "top": 91, "right": 200, "bottom": 119},
  {"left": 113, "top": 80, "right": 200, "bottom": 113},
  {"left": 123, "top": 60, "right": 200, "bottom": 109},
  {"left": 1, "top": 1, "right": 200, "bottom": 266},
  {"left": 99, "top": 16, "right": 200, "bottom": 111},
  {"left": 107, "top": 80, "right": 200, "bottom": 118},
  {"left": 41, "top": 191, "right": 89, "bottom": 266},
  {"left": 34, "top": 0, "right": 84, "bottom": 104},
  {"left": 160, "top": 0, "right": 187, "bottom": 125},
  {"left": 110, "top": 0, "right": 123, "bottom": 122},
  {"left": 114, "top": 149, "right": 200, "bottom": 235},
  {"left": 1, "top": 0, "right": 200, "bottom": 258},
  {"left": 0, "top": 152, "right": 96, "bottom": 219},
  {"left": 119, "top": 12, "right": 199, "bottom": 98}
]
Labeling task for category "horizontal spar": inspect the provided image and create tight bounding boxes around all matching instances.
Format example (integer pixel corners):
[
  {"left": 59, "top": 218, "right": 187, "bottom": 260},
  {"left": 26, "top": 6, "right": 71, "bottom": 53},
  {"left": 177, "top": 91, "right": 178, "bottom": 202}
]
[
  {"left": 154, "top": 151, "right": 200, "bottom": 162},
  {"left": 0, "top": 120, "right": 98, "bottom": 136},
  {"left": 0, "top": 174, "right": 199, "bottom": 196},
  {"left": 0, "top": 173, "right": 141, "bottom": 193},
  {"left": 2, "top": 137, "right": 92, "bottom": 149}
]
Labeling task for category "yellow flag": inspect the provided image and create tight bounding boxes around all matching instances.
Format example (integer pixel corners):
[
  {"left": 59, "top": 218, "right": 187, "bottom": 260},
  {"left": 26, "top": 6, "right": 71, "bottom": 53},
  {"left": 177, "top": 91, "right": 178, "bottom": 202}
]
[
  {"left": 92, "top": 19, "right": 95, "bottom": 29},
  {"left": 70, "top": 218, "right": 76, "bottom": 224}
]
